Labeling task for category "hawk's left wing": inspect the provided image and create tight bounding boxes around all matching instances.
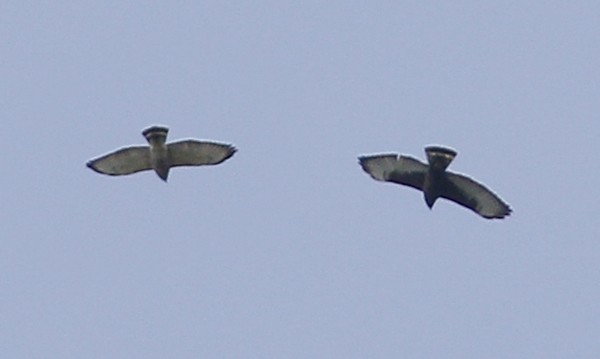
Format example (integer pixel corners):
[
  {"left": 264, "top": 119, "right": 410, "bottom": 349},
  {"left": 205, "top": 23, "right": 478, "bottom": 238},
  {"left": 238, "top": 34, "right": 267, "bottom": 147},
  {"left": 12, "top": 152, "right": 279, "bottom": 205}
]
[
  {"left": 87, "top": 146, "right": 152, "bottom": 176},
  {"left": 441, "top": 172, "right": 512, "bottom": 219},
  {"left": 168, "top": 140, "right": 236, "bottom": 167},
  {"left": 359, "top": 154, "right": 428, "bottom": 191}
]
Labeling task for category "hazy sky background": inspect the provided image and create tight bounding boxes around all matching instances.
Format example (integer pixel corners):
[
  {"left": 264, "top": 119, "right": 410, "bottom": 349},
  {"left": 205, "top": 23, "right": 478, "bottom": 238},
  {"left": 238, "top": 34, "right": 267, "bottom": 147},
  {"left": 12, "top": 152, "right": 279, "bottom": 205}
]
[{"left": 3, "top": 1, "right": 599, "bottom": 358}]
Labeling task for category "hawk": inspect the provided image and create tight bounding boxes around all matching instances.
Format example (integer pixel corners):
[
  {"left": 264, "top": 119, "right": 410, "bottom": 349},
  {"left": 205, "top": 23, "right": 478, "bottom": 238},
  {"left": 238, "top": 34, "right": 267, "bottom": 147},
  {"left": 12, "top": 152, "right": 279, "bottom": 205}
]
[
  {"left": 359, "top": 146, "right": 511, "bottom": 219},
  {"left": 87, "top": 126, "right": 236, "bottom": 181}
]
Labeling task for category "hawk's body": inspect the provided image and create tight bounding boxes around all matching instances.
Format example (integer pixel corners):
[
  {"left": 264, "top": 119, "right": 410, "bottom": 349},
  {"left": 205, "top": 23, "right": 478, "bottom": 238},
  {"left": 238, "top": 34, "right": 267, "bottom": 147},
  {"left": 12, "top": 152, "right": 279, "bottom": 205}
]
[
  {"left": 359, "top": 146, "right": 511, "bottom": 219},
  {"left": 87, "top": 126, "right": 236, "bottom": 181}
]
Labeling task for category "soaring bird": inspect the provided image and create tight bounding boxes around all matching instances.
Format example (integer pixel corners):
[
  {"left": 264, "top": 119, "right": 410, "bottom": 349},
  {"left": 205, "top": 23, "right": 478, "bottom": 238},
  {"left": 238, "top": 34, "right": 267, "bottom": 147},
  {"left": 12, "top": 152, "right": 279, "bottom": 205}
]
[
  {"left": 359, "top": 146, "right": 511, "bottom": 219},
  {"left": 87, "top": 126, "right": 236, "bottom": 181}
]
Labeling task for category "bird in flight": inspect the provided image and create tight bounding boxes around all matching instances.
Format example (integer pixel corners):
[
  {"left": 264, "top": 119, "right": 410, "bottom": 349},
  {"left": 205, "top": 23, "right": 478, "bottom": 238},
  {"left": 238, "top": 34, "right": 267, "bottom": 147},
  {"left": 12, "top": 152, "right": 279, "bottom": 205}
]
[
  {"left": 359, "top": 146, "right": 511, "bottom": 219},
  {"left": 87, "top": 126, "right": 236, "bottom": 181}
]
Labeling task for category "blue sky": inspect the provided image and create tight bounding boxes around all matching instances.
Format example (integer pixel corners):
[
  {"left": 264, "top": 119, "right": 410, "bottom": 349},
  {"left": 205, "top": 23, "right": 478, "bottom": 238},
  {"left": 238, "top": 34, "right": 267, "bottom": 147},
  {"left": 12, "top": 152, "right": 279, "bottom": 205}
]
[{"left": 2, "top": 1, "right": 599, "bottom": 358}]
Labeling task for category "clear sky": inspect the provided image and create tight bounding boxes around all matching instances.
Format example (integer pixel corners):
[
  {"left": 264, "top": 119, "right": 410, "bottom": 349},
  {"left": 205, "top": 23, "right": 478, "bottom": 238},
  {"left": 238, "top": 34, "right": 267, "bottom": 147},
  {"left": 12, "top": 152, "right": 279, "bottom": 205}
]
[{"left": 3, "top": 1, "right": 599, "bottom": 358}]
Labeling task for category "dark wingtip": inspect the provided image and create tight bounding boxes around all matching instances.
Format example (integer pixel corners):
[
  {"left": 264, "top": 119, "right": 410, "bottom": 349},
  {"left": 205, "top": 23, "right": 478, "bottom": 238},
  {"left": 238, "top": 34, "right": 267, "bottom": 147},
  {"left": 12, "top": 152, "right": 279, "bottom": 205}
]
[
  {"left": 357, "top": 156, "right": 372, "bottom": 176},
  {"left": 219, "top": 144, "right": 237, "bottom": 164},
  {"left": 86, "top": 160, "right": 103, "bottom": 174},
  {"left": 357, "top": 155, "right": 368, "bottom": 167},
  {"left": 483, "top": 206, "right": 513, "bottom": 220},
  {"left": 229, "top": 145, "right": 238, "bottom": 156},
  {"left": 497, "top": 201, "right": 513, "bottom": 219}
]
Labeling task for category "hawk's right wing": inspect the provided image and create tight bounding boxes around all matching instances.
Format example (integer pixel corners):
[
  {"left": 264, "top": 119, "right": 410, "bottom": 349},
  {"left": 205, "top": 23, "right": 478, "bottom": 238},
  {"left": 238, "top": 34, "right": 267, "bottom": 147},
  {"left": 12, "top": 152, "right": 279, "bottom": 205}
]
[
  {"left": 168, "top": 140, "right": 236, "bottom": 167},
  {"left": 441, "top": 172, "right": 512, "bottom": 219},
  {"left": 358, "top": 154, "right": 428, "bottom": 191},
  {"left": 87, "top": 146, "right": 152, "bottom": 176}
]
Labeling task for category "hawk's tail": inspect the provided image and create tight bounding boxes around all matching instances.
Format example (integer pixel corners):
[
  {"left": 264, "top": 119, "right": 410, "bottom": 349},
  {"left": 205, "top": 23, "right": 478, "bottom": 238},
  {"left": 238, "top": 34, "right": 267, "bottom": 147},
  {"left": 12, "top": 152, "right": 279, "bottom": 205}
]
[{"left": 425, "top": 146, "right": 456, "bottom": 171}]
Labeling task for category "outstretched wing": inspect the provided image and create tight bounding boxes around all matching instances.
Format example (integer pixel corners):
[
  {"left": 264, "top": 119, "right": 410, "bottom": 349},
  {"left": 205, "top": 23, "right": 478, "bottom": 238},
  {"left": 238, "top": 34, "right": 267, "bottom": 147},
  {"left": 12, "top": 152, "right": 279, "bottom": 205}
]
[
  {"left": 168, "top": 140, "right": 236, "bottom": 167},
  {"left": 441, "top": 172, "right": 512, "bottom": 219},
  {"left": 87, "top": 146, "right": 152, "bottom": 176},
  {"left": 358, "top": 154, "right": 428, "bottom": 191}
]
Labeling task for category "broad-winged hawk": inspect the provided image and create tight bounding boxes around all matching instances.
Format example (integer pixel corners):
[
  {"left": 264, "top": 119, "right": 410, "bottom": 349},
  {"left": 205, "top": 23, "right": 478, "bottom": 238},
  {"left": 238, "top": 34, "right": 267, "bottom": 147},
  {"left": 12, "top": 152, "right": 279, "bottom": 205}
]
[
  {"left": 359, "top": 146, "right": 511, "bottom": 219},
  {"left": 87, "top": 126, "right": 236, "bottom": 181}
]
